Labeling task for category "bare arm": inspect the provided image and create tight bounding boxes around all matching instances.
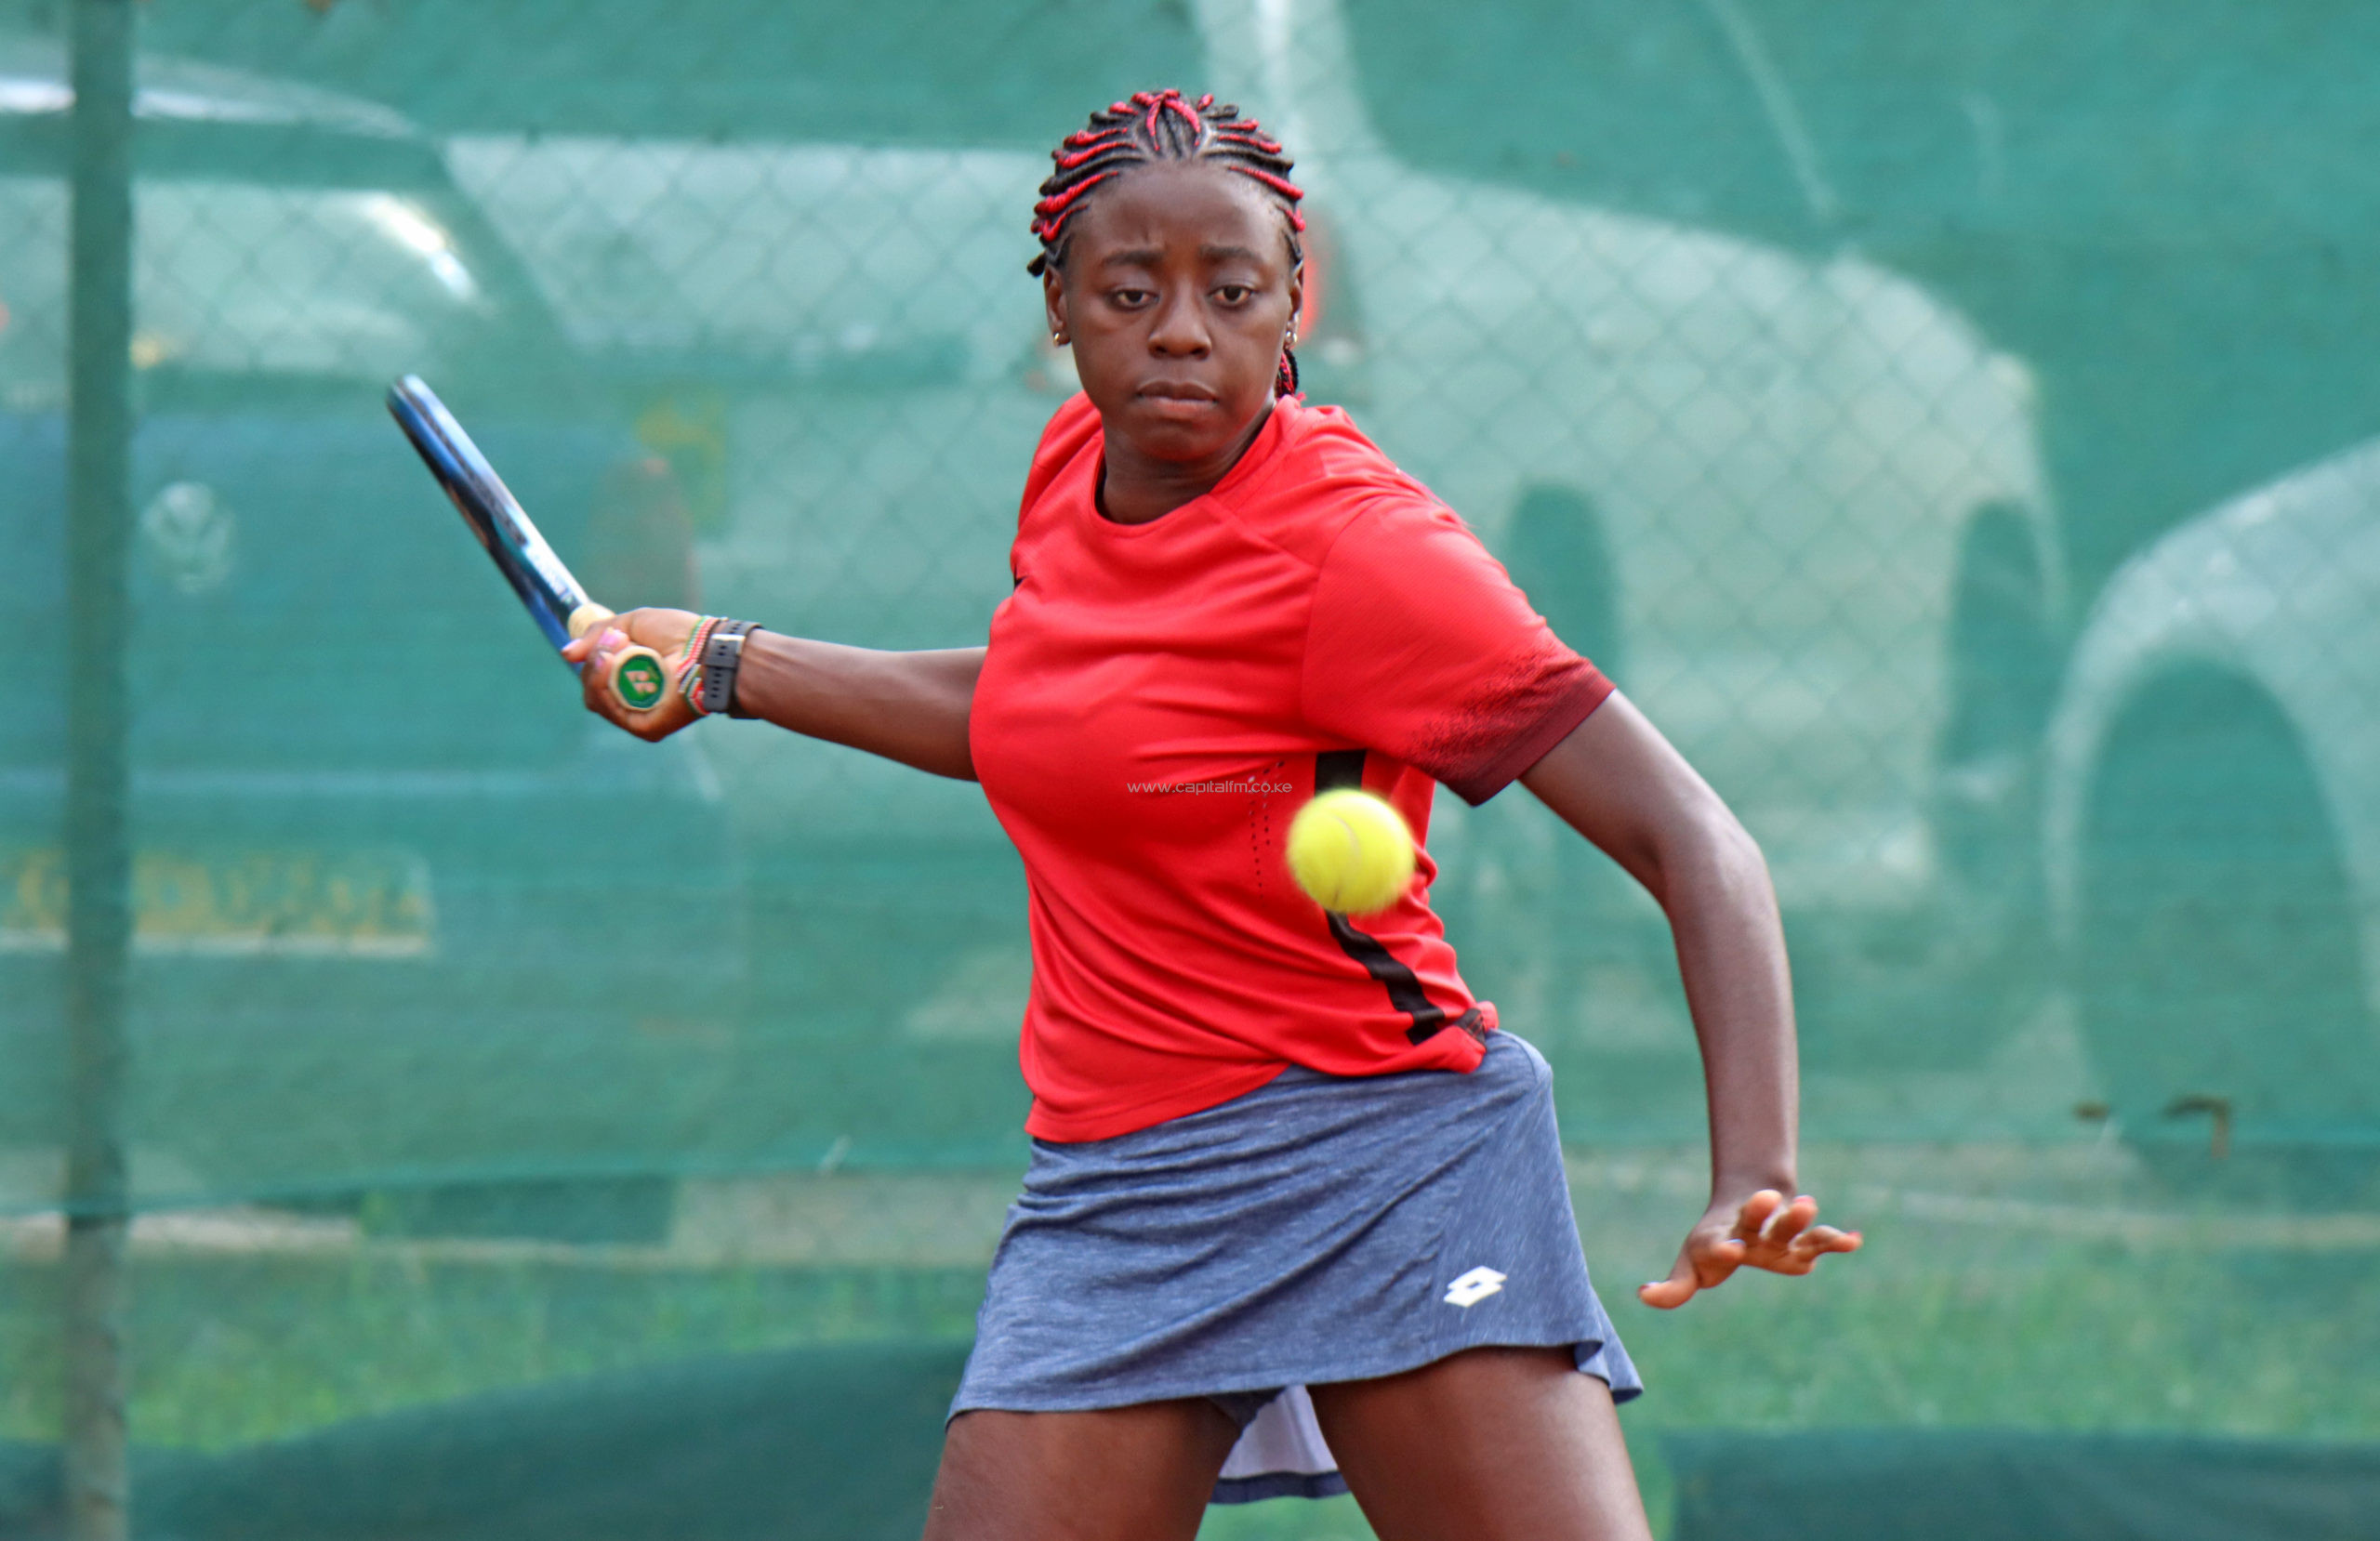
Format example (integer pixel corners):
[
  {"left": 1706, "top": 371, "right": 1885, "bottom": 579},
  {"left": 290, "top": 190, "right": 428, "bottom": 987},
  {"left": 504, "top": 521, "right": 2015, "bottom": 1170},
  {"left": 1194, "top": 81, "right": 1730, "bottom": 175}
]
[
  {"left": 562, "top": 609, "right": 984, "bottom": 780},
  {"left": 734, "top": 634, "right": 982, "bottom": 780},
  {"left": 1520, "top": 691, "right": 1858, "bottom": 1307}
]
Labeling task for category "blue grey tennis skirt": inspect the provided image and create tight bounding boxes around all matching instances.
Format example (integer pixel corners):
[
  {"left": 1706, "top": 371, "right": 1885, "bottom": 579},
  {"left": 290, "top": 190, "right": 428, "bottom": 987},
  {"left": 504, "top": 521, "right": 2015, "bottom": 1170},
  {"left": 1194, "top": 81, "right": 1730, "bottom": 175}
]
[{"left": 951, "top": 1031, "right": 1641, "bottom": 1503}]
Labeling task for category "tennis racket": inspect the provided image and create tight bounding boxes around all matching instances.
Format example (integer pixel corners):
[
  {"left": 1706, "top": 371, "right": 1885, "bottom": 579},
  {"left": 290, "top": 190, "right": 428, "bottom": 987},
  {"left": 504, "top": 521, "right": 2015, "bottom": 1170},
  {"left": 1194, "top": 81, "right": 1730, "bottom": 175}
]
[{"left": 387, "top": 375, "right": 670, "bottom": 714}]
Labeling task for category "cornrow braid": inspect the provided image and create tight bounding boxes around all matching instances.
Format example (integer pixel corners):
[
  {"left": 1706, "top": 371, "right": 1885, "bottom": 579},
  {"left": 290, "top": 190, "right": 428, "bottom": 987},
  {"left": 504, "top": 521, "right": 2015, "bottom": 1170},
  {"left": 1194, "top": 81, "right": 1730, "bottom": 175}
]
[{"left": 1030, "top": 88, "right": 1308, "bottom": 397}]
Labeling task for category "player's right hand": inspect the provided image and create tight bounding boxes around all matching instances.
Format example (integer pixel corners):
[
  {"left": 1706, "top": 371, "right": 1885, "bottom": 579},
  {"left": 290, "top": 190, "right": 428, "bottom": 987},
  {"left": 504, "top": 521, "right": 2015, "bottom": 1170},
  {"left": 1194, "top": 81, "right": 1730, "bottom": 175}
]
[{"left": 562, "top": 606, "right": 702, "bottom": 741}]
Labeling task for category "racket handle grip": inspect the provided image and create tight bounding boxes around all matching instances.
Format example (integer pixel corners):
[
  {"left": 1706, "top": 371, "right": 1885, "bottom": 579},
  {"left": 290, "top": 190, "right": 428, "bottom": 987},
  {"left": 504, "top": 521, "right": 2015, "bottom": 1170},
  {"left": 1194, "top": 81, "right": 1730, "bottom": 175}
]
[{"left": 566, "top": 603, "right": 671, "bottom": 715}]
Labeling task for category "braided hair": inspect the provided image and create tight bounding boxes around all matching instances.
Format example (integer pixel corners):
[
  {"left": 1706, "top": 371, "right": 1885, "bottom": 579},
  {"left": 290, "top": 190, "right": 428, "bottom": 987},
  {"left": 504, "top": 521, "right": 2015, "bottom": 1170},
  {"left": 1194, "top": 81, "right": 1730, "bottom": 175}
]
[{"left": 1029, "top": 89, "right": 1308, "bottom": 396}]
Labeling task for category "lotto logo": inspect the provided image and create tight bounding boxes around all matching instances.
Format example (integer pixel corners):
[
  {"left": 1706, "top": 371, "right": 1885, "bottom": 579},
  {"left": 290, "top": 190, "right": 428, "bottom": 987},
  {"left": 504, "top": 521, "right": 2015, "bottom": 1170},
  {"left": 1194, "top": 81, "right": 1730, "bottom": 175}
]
[{"left": 1442, "top": 1266, "right": 1507, "bottom": 1308}]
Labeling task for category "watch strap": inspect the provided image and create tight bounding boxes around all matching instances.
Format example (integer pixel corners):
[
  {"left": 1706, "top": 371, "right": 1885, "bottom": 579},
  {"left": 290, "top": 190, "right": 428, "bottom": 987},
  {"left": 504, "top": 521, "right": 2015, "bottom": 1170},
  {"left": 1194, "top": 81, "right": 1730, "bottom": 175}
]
[{"left": 700, "top": 619, "right": 762, "bottom": 718}]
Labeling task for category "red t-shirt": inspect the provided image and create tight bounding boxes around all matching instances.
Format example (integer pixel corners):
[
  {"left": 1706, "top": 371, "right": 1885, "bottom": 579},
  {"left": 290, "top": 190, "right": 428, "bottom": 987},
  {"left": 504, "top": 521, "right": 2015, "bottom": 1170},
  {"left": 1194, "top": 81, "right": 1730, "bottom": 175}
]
[{"left": 971, "top": 393, "right": 1612, "bottom": 1140}]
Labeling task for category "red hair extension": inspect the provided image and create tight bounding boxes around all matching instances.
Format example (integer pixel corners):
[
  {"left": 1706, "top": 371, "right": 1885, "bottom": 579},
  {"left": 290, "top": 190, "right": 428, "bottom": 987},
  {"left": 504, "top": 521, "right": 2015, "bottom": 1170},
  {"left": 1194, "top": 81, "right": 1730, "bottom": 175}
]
[{"left": 1025, "top": 89, "right": 1307, "bottom": 283}]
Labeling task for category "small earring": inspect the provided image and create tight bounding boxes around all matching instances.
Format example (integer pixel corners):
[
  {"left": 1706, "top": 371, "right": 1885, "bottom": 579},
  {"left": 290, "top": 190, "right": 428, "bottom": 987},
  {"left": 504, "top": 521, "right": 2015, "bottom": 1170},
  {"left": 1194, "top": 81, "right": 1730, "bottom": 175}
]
[
  {"left": 1286, "top": 327, "right": 1300, "bottom": 348},
  {"left": 1051, "top": 330, "right": 1065, "bottom": 345}
]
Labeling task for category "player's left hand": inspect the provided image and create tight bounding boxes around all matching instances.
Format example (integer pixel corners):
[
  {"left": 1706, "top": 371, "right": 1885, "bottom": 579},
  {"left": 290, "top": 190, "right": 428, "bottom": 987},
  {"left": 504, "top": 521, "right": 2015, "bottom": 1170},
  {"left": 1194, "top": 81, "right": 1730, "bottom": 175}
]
[
  {"left": 562, "top": 605, "right": 700, "bottom": 741},
  {"left": 1637, "top": 1189, "right": 1861, "bottom": 1310}
]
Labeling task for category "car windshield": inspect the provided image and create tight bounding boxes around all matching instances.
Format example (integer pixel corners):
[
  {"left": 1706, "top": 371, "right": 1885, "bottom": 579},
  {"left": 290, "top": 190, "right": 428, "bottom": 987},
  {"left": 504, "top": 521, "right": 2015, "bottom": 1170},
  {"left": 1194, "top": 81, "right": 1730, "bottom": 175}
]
[{"left": 0, "top": 178, "right": 523, "bottom": 404}]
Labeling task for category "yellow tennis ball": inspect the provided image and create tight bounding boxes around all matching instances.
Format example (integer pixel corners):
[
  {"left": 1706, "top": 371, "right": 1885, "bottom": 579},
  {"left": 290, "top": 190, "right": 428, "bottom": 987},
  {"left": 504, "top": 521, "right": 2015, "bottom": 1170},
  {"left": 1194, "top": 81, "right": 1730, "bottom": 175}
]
[{"left": 1287, "top": 789, "right": 1417, "bottom": 915}]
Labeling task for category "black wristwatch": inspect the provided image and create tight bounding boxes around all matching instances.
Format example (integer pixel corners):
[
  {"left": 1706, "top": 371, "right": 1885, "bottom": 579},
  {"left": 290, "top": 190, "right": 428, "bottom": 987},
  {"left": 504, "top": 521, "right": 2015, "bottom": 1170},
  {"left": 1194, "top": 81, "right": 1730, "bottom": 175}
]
[{"left": 701, "top": 620, "right": 763, "bottom": 718}]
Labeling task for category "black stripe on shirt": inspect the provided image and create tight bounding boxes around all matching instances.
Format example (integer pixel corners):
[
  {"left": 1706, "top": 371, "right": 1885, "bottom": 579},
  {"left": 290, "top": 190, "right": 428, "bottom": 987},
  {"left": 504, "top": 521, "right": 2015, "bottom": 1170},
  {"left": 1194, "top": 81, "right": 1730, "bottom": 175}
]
[{"left": 1312, "top": 750, "right": 1459, "bottom": 1047}]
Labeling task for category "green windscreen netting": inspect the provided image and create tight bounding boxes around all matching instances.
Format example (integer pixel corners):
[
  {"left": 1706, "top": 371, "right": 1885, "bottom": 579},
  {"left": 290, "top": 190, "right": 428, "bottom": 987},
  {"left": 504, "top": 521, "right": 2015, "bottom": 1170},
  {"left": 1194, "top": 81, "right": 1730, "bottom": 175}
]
[{"left": 2, "top": 1, "right": 2375, "bottom": 1535}]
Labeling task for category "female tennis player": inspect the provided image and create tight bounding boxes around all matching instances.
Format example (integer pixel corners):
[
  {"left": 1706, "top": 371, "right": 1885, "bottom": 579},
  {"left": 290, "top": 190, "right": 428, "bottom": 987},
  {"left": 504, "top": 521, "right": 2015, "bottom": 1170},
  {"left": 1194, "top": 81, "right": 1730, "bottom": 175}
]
[{"left": 565, "top": 89, "right": 1858, "bottom": 1541}]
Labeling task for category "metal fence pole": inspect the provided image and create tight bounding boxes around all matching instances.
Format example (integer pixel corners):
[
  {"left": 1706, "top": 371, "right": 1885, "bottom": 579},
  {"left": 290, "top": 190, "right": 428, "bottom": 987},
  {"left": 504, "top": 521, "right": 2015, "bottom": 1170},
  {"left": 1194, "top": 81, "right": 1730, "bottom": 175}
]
[{"left": 63, "top": 2, "right": 138, "bottom": 1538}]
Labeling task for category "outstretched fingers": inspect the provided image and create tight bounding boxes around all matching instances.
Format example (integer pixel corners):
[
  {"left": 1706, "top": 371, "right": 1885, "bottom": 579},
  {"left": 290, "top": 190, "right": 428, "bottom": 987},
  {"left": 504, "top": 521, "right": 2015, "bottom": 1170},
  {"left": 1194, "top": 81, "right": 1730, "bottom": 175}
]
[
  {"left": 1740, "top": 1193, "right": 1862, "bottom": 1275},
  {"left": 1786, "top": 1223, "right": 1863, "bottom": 1270},
  {"left": 1638, "top": 1191, "right": 1862, "bottom": 1309},
  {"left": 1771, "top": 1197, "right": 1817, "bottom": 1244}
]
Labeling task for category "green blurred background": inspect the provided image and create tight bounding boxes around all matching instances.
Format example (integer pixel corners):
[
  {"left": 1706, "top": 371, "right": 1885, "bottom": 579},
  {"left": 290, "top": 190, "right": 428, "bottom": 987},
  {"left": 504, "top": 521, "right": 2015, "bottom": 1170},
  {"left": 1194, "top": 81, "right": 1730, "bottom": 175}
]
[{"left": 2, "top": 0, "right": 2376, "bottom": 1534}]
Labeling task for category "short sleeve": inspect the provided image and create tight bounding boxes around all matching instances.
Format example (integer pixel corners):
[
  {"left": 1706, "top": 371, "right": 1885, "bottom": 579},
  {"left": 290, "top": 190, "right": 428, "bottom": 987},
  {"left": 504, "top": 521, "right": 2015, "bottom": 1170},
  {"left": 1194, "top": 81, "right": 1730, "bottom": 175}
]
[{"left": 1301, "top": 498, "right": 1613, "bottom": 804}]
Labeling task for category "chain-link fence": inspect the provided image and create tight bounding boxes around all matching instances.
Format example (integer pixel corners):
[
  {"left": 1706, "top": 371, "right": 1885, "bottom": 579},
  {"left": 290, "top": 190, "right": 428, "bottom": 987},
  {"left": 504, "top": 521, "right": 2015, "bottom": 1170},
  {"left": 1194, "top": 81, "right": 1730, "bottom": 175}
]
[{"left": 2, "top": 0, "right": 2375, "bottom": 1535}]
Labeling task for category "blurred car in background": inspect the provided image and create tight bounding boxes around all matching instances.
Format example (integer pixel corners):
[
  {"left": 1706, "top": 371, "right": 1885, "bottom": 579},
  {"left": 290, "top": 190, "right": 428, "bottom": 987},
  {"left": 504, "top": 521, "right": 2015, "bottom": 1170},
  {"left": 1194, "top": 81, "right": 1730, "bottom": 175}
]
[
  {"left": 448, "top": 0, "right": 2059, "bottom": 1117},
  {"left": 2044, "top": 441, "right": 2380, "bottom": 1201},
  {"left": 0, "top": 38, "right": 736, "bottom": 1235},
  {"left": 1199, "top": 0, "right": 2062, "bottom": 1084}
]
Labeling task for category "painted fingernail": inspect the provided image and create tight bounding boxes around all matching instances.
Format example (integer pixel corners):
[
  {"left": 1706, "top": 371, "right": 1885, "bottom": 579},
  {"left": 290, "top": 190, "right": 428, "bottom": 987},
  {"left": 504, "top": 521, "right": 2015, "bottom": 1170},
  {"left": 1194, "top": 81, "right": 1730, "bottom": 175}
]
[{"left": 602, "top": 628, "right": 627, "bottom": 648}]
